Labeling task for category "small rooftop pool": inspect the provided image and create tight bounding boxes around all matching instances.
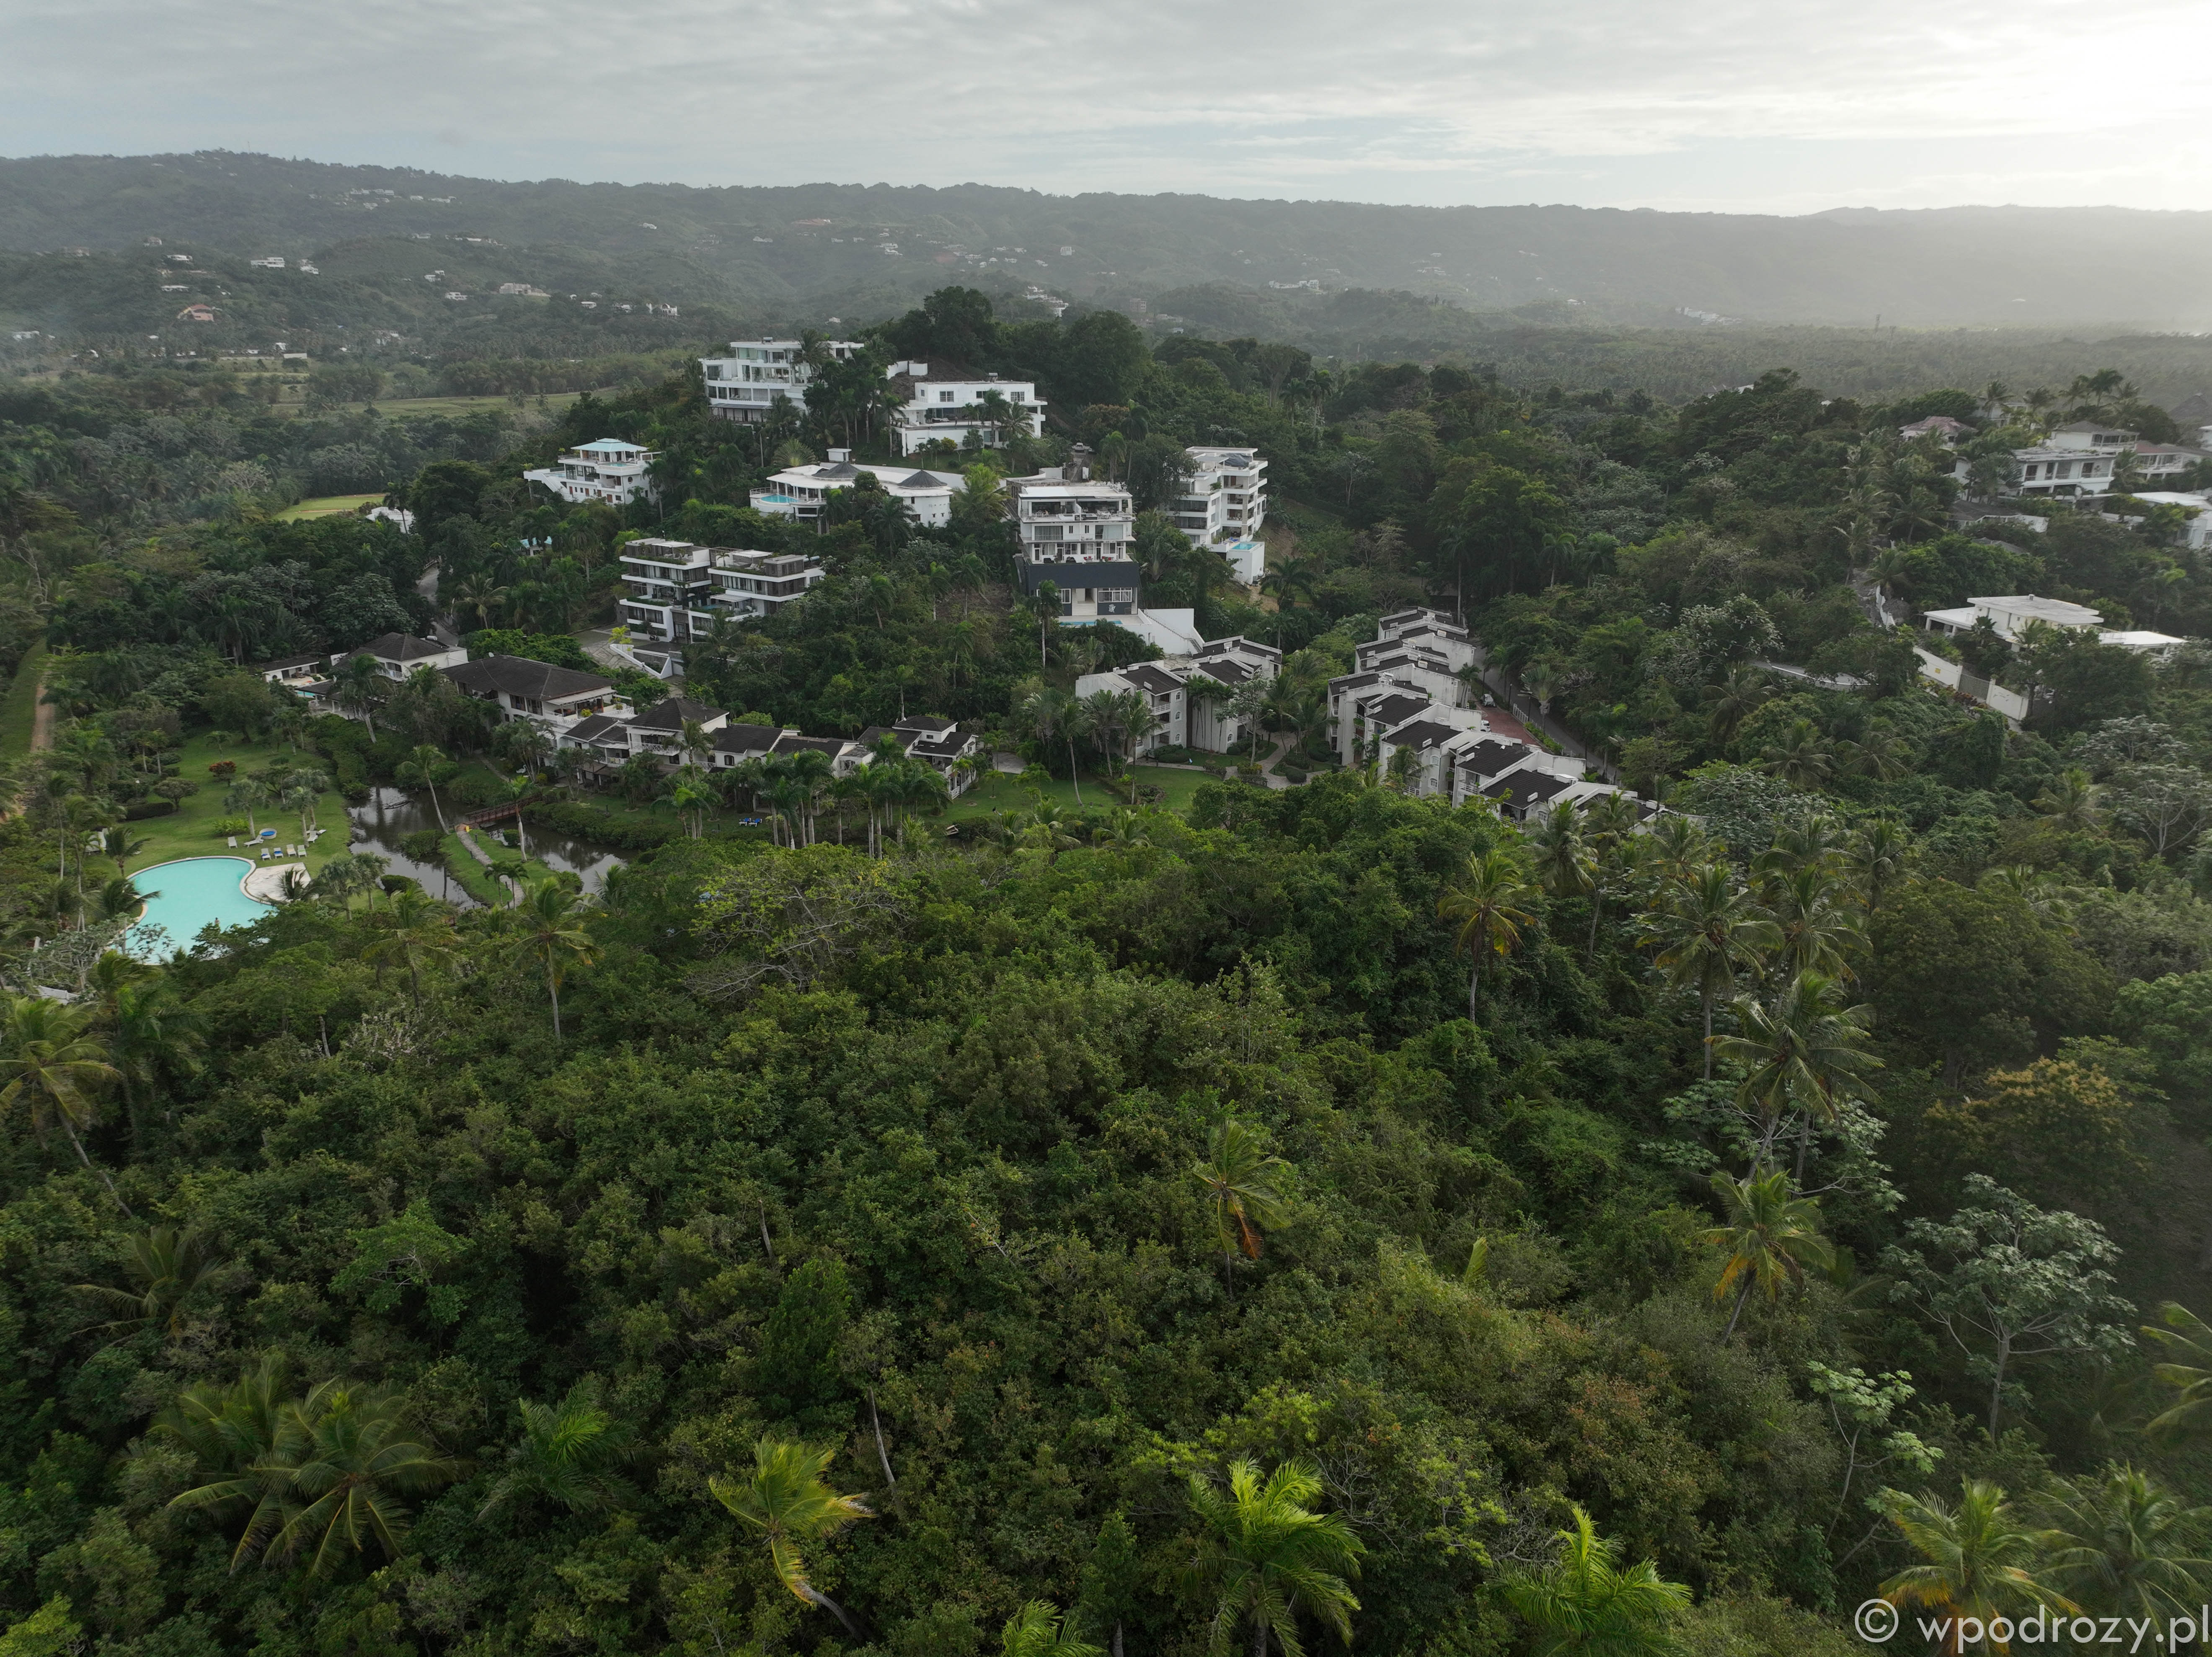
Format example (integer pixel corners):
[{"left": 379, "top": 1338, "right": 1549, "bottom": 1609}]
[{"left": 127, "top": 857, "right": 270, "bottom": 960}]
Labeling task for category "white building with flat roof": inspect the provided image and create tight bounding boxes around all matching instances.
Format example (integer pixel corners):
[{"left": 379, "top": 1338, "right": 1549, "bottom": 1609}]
[
  {"left": 1920, "top": 593, "right": 2184, "bottom": 651},
  {"left": 1009, "top": 465, "right": 1137, "bottom": 621},
  {"left": 699, "top": 337, "right": 863, "bottom": 423},
  {"left": 750, "top": 454, "right": 964, "bottom": 527},
  {"left": 524, "top": 439, "right": 658, "bottom": 507},
  {"left": 1174, "top": 447, "right": 1269, "bottom": 570},
  {"left": 885, "top": 359, "right": 1043, "bottom": 456},
  {"left": 617, "top": 538, "right": 826, "bottom": 643}
]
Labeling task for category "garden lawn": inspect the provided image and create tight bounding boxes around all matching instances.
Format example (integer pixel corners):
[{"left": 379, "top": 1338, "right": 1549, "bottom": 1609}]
[
  {"left": 124, "top": 735, "right": 351, "bottom": 881},
  {"left": 938, "top": 763, "right": 1213, "bottom": 824},
  {"left": 276, "top": 494, "right": 383, "bottom": 522}
]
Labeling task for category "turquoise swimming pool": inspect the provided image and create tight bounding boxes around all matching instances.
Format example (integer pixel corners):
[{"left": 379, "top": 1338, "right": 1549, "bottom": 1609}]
[{"left": 127, "top": 857, "right": 269, "bottom": 959}]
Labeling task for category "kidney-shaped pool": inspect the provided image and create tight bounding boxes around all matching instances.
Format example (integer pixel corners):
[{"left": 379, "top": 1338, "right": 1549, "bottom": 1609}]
[{"left": 127, "top": 856, "right": 271, "bottom": 959}]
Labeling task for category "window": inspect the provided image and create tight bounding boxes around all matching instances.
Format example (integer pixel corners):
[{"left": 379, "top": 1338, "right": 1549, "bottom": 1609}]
[{"left": 938, "top": 390, "right": 954, "bottom": 403}]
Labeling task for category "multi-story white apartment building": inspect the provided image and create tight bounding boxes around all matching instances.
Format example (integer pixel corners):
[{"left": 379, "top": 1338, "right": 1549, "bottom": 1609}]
[
  {"left": 698, "top": 337, "right": 863, "bottom": 423},
  {"left": 750, "top": 454, "right": 965, "bottom": 527},
  {"left": 1008, "top": 465, "right": 1138, "bottom": 622},
  {"left": 1174, "top": 447, "right": 1269, "bottom": 582},
  {"left": 885, "top": 360, "right": 1044, "bottom": 456},
  {"left": 615, "top": 538, "right": 826, "bottom": 643},
  {"left": 1075, "top": 638, "right": 1281, "bottom": 756},
  {"left": 522, "top": 439, "right": 659, "bottom": 507},
  {"left": 1961, "top": 421, "right": 2206, "bottom": 499}
]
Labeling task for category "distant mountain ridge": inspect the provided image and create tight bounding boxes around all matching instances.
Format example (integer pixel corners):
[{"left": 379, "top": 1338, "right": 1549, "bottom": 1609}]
[{"left": 5, "top": 150, "right": 2212, "bottom": 330}]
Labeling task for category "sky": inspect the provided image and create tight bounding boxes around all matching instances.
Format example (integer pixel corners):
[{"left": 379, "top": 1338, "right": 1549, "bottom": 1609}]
[{"left": 8, "top": 0, "right": 2212, "bottom": 213}]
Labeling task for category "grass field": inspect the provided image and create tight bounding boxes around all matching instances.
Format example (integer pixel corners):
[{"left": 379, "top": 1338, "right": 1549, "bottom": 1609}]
[
  {"left": 276, "top": 494, "right": 384, "bottom": 522},
  {"left": 0, "top": 642, "right": 45, "bottom": 759},
  {"left": 938, "top": 763, "right": 1215, "bottom": 825},
  {"left": 122, "top": 735, "right": 351, "bottom": 881}
]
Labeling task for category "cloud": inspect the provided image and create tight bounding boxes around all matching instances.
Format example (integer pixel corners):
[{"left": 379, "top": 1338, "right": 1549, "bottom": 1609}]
[{"left": 6, "top": 0, "right": 2209, "bottom": 209}]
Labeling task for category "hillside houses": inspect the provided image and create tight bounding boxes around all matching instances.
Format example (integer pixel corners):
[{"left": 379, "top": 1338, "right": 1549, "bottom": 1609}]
[{"left": 1074, "top": 637, "right": 1281, "bottom": 756}]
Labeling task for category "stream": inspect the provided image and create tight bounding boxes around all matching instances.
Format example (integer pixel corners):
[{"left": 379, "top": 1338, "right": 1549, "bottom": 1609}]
[{"left": 344, "top": 787, "right": 626, "bottom": 904}]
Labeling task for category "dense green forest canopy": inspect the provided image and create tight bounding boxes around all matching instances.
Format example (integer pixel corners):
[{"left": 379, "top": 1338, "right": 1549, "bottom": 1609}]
[{"left": 7, "top": 284, "right": 2212, "bottom": 1656}]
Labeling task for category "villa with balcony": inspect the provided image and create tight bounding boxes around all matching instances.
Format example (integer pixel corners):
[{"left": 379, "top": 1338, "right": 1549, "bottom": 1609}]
[
  {"left": 885, "top": 360, "right": 1044, "bottom": 457},
  {"left": 616, "top": 538, "right": 826, "bottom": 645},
  {"left": 699, "top": 336, "right": 862, "bottom": 423},
  {"left": 750, "top": 454, "right": 965, "bottom": 527},
  {"left": 1174, "top": 447, "right": 1269, "bottom": 582},
  {"left": 522, "top": 439, "right": 659, "bottom": 507}
]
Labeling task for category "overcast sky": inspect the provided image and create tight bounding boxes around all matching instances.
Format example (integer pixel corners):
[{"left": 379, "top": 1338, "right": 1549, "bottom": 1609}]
[{"left": 10, "top": 0, "right": 2211, "bottom": 213}]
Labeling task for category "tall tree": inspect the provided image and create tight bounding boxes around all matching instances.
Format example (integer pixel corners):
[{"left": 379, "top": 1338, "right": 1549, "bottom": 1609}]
[
  {"left": 1437, "top": 844, "right": 1539, "bottom": 1017},
  {"left": 1642, "top": 865, "right": 1780, "bottom": 1079},
  {"left": 708, "top": 1438, "right": 873, "bottom": 1640},
  {"left": 1701, "top": 1168, "right": 1834, "bottom": 1341},
  {"left": 507, "top": 879, "right": 599, "bottom": 1040},
  {"left": 1877, "top": 1481, "right": 2073, "bottom": 1656},
  {"left": 1186, "top": 1458, "right": 1363, "bottom": 1657},
  {"left": 1191, "top": 1117, "right": 1291, "bottom": 1298},
  {"left": 1499, "top": 1505, "right": 1690, "bottom": 1655},
  {"left": 0, "top": 995, "right": 130, "bottom": 1216}
]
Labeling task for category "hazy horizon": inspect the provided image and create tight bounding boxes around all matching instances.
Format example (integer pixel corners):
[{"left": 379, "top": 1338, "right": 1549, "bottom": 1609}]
[{"left": 11, "top": 0, "right": 2208, "bottom": 216}]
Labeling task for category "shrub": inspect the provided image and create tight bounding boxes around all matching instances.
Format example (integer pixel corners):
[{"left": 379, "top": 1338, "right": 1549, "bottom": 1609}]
[
  {"left": 524, "top": 798, "right": 677, "bottom": 852},
  {"left": 123, "top": 800, "right": 177, "bottom": 821}
]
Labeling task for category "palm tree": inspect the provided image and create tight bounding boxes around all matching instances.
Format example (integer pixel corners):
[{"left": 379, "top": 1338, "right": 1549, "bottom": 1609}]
[
  {"left": 101, "top": 824, "right": 151, "bottom": 879},
  {"left": 363, "top": 889, "right": 461, "bottom": 1011},
  {"left": 1702, "top": 1168, "right": 1834, "bottom": 1340},
  {"left": 397, "top": 745, "right": 451, "bottom": 831},
  {"left": 2034, "top": 1465, "right": 2212, "bottom": 1624},
  {"left": 0, "top": 996, "right": 130, "bottom": 1216},
  {"left": 109, "top": 979, "right": 206, "bottom": 1141},
  {"left": 671, "top": 769, "right": 716, "bottom": 840},
  {"left": 1023, "top": 686, "right": 1089, "bottom": 806},
  {"left": 158, "top": 1355, "right": 296, "bottom": 1570},
  {"left": 1499, "top": 1505, "right": 1690, "bottom": 1655},
  {"left": 509, "top": 878, "right": 598, "bottom": 1040},
  {"left": 1759, "top": 718, "right": 1835, "bottom": 790},
  {"left": 1437, "top": 845, "right": 1540, "bottom": 1017},
  {"left": 477, "top": 1379, "right": 639, "bottom": 1520},
  {"left": 1191, "top": 1117, "right": 1292, "bottom": 1297},
  {"left": 1843, "top": 817, "right": 1910, "bottom": 914},
  {"left": 1758, "top": 864, "right": 1865, "bottom": 981},
  {"left": 1524, "top": 801, "right": 1596, "bottom": 922},
  {"left": 1000, "top": 1602, "right": 1104, "bottom": 1657},
  {"left": 708, "top": 1437, "right": 873, "bottom": 1641},
  {"left": 448, "top": 574, "right": 510, "bottom": 633},
  {"left": 2142, "top": 1303, "right": 2212, "bottom": 1443},
  {"left": 1878, "top": 1481, "right": 2074, "bottom": 1656},
  {"left": 1642, "top": 865, "right": 1781, "bottom": 1079},
  {"left": 332, "top": 653, "right": 388, "bottom": 738},
  {"left": 1711, "top": 972, "right": 1882, "bottom": 1178},
  {"left": 264, "top": 1379, "right": 466, "bottom": 1573},
  {"left": 225, "top": 777, "right": 273, "bottom": 838},
  {"left": 1704, "top": 666, "right": 1772, "bottom": 745},
  {"left": 72, "top": 1226, "right": 222, "bottom": 1340},
  {"left": 1186, "top": 1458, "right": 1363, "bottom": 1657},
  {"left": 2035, "top": 767, "right": 2104, "bottom": 831}
]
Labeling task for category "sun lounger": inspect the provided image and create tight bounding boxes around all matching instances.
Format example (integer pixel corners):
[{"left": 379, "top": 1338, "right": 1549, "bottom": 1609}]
[{"left": 227, "top": 836, "right": 238, "bottom": 848}]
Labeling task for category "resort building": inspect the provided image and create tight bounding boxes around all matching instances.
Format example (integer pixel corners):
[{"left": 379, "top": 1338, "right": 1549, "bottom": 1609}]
[
  {"left": 615, "top": 539, "right": 828, "bottom": 644},
  {"left": 750, "top": 454, "right": 965, "bottom": 527},
  {"left": 1919, "top": 593, "right": 2183, "bottom": 650},
  {"left": 444, "top": 655, "right": 633, "bottom": 729},
  {"left": 342, "top": 632, "right": 467, "bottom": 680},
  {"left": 1174, "top": 447, "right": 1269, "bottom": 582},
  {"left": 854, "top": 715, "right": 985, "bottom": 795},
  {"left": 698, "top": 337, "right": 863, "bottom": 423},
  {"left": 884, "top": 360, "right": 1044, "bottom": 456},
  {"left": 1073, "top": 637, "right": 1281, "bottom": 757},
  {"left": 523, "top": 439, "right": 659, "bottom": 508}
]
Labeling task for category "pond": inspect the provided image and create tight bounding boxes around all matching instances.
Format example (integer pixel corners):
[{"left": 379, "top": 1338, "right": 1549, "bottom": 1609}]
[
  {"left": 344, "top": 787, "right": 625, "bottom": 902},
  {"left": 127, "top": 857, "right": 269, "bottom": 959}
]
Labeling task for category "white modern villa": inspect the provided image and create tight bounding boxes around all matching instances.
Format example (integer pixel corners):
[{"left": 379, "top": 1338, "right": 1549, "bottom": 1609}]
[
  {"left": 698, "top": 337, "right": 863, "bottom": 423},
  {"left": 523, "top": 439, "right": 659, "bottom": 507}
]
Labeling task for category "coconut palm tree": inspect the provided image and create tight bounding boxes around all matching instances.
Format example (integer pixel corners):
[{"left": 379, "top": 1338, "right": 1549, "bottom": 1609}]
[
  {"left": 1000, "top": 1602, "right": 1103, "bottom": 1657},
  {"left": 1641, "top": 865, "right": 1782, "bottom": 1079},
  {"left": 708, "top": 1437, "right": 873, "bottom": 1641},
  {"left": 396, "top": 745, "right": 451, "bottom": 831},
  {"left": 363, "top": 889, "right": 460, "bottom": 1011},
  {"left": 109, "top": 978, "right": 206, "bottom": 1140},
  {"left": 1437, "top": 845, "right": 1539, "bottom": 1017},
  {"left": 1524, "top": 800, "right": 1596, "bottom": 921},
  {"left": 476, "top": 1378, "right": 639, "bottom": 1520},
  {"left": 1878, "top": 1481, "right": 2073, "bottom": 1656},
  {"left": 1703, "top": 666, "right": 1773, "bottom": 745},
  {"left": 264, "top": 1379, "right": 466, "bottom": 1573},
  {"left": 509, "top": 878, "right": 598, "bottom": 1040},
  {"left": 157, "top": 1355, "right": 297, "bottom": 1570},
  {"left": 1702, "top": 1167, "right": 1834, "bottom": 1340},
  {"left": 72, "top": 1225, "right": 222, "bottom": 1340},
  {"left": 1191, "top": 1117, "right": 1292, "bottom": 1298},
  {"left": 2144, "top": 1303, "right": 2212, "bottom": 1443},
  {"left": 2033, "top": 1464, "right": 2212, "bottom": 1625},
  {"left": 331, "top": 653, "right": 389, "bottom": 738},
  {"left": 2034, "top": 767, "right": 2104, "bottom": 831},
  {"left": 0, "top": 995, "right": 129, "bottom": 1216},
  {"left": 1758, "top": 718, "right": 1835, "bottom": 790},
  {"left": 1757, "top": 864, "right": 1865, "bottom": 982},
  {"left": 1499, "top": 1505, "right": 1690, "bottom": 1655},
  {"left": 1711, "top": 972, "right": 1882, "bottom": 1177},
  {"left": 1185, "top": 1458, "right": 1363, "bottom": 1657},
  {"left": 1842, "top": 816, "right": 1911, "bottom": 914}
]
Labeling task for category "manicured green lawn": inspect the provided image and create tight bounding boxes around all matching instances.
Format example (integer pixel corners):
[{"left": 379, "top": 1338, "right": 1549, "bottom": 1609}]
[
  {"left": 276, "top": 493, "right": 384, "bottom": 522},
  {"left": 124, "top": 735, "right": 351, "bottom": 881},
  {"left": 0, "top": 642, "right": 45, "bottom": 759},
  {"left": 939, "top": 763, "right": 1215, "bottom": 824}
]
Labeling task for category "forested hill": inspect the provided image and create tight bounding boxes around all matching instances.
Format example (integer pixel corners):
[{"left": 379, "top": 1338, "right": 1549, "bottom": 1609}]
[{"left": 8, "top": 150, "right": 2212, "bottom": 329}]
